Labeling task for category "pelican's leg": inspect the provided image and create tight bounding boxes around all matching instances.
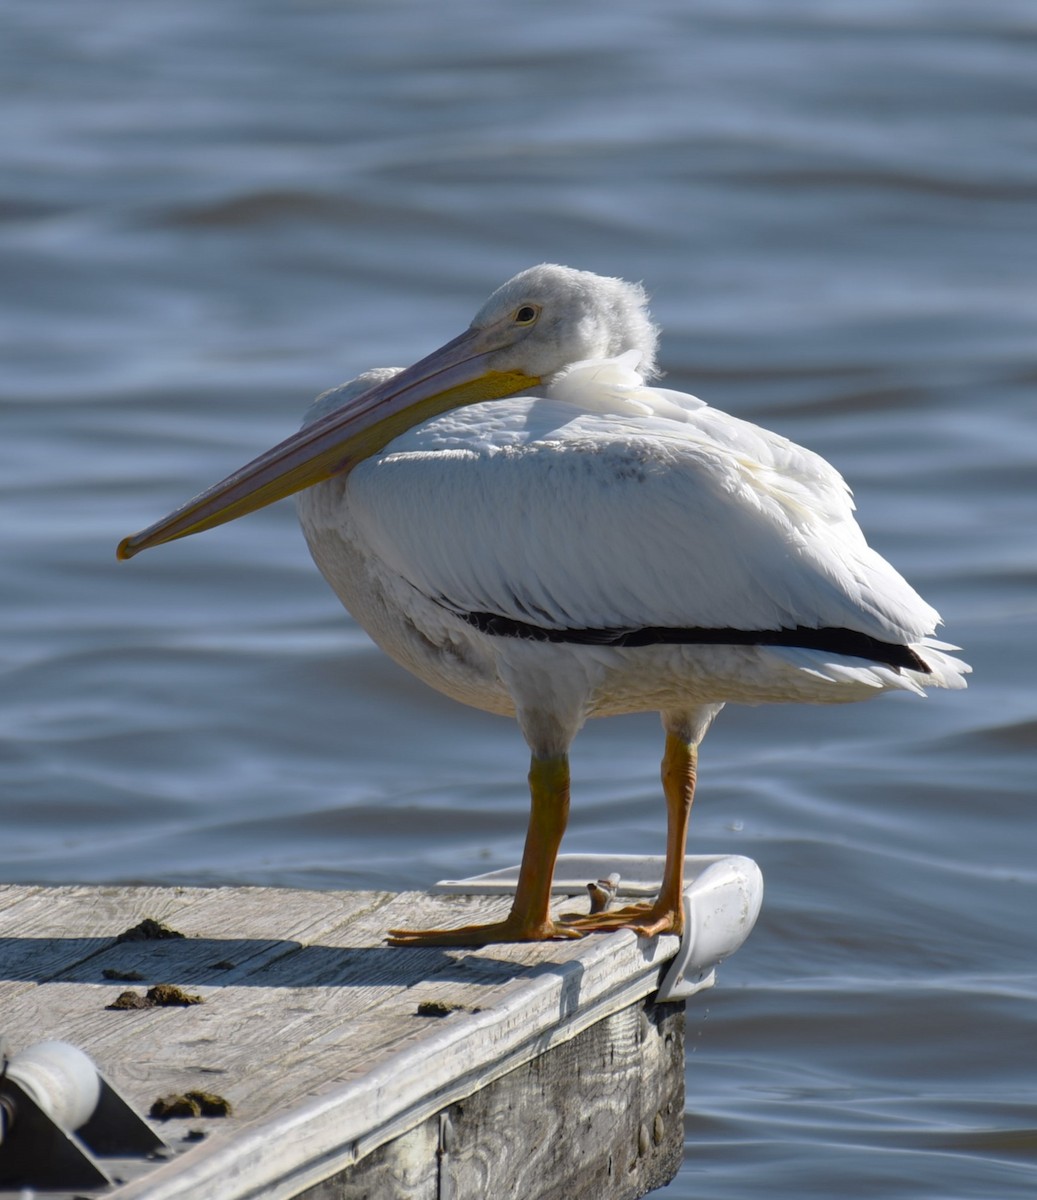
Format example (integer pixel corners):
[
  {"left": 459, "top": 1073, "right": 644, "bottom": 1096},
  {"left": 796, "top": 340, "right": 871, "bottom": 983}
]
[
  {"left": 387, "top": 753, "right": 582, "bottom": 945},
  {"left": 561, "top": 731, "right": 698, "bottom": 937},
  {"left": 626, "top": 731, "right": 696, "bottom": 936}
]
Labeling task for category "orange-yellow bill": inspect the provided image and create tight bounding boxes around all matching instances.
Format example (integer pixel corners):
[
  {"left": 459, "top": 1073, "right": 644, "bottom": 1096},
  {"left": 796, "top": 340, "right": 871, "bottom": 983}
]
[{"left": 117, "top": 326, "right": 539, "bottom": 561}]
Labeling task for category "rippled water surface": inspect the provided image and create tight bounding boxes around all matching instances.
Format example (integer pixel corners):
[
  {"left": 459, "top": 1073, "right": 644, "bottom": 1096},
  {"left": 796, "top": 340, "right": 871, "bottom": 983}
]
[{"left": 3, "top": 2, "right": 1035, "bottom": 1195}]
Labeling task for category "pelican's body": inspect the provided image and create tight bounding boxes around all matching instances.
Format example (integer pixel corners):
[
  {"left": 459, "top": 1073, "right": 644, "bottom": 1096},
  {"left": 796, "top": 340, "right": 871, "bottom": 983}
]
[
  {"left": 119, "top": 265, "right": 969, "bottom": 945},
  {"left": 299, "top": 355, "right": 964, "bottom": 740}
]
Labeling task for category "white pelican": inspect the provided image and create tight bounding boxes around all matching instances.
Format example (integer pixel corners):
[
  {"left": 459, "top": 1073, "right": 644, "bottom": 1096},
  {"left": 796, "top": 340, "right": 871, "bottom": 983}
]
[{"left": 118, "top": 265, "right": 969, "bottom": 945}]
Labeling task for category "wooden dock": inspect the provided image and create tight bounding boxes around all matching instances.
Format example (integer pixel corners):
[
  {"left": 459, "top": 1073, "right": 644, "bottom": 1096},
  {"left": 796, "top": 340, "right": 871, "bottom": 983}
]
[{"left": 0, "top": 862, "right": 760, "bottom": 1199}]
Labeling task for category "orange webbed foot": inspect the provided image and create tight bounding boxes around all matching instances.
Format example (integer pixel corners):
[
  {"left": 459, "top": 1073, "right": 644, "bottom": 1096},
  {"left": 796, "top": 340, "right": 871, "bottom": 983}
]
[{"left": 559, "top": 901, "right": 683, "bottom": 939}]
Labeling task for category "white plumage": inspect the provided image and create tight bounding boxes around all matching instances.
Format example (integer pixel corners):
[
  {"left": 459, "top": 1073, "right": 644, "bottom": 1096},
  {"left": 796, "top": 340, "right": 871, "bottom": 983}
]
[
  {"left": 299, "top": 349, "right": 965, "bottom": 729},
  {"left": 121, "top": 264, "right": 969, "bottom": 945}
]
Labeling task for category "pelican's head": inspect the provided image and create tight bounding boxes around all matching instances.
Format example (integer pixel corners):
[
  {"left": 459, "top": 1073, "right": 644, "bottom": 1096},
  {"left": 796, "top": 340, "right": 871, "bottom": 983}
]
[
  {"left": 117, "top": 265, "right": 659, "bottom": 559},
  {"left": 471, "top": 264, "right": 659, "bottom": 382}
]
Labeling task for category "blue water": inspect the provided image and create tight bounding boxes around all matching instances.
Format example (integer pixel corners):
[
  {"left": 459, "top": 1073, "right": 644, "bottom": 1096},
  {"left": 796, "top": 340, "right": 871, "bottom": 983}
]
[{"left": 2, "top": 2, "right": 1035, "bottom": 1195}]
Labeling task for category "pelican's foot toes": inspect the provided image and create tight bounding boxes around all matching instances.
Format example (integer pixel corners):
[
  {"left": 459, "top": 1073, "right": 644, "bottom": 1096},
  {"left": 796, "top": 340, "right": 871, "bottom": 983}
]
[
  {"left": 386, "top": 918, "right": 584, "bottom": 947},
  {"left": 560, "top": 903, "right": 683, "bottom": 938},
  {"left": 627, "top": 911, "right": 683, "bottom": 938}
]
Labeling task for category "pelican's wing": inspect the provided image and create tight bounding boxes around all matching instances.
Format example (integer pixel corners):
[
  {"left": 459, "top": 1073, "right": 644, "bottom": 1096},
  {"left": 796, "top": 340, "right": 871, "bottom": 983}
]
[{"left": 344, "top": 395, "right": 941, "bottom": 648}]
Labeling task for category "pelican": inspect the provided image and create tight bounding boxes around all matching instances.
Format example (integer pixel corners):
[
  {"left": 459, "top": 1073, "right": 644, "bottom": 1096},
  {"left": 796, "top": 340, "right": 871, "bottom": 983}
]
[{"left": 118, "top": 265, "right": 969, "bottom": 945}]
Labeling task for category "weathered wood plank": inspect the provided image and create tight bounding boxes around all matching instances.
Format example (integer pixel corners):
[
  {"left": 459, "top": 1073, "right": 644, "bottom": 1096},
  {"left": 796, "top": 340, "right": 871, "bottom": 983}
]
[
  {"left": 0, "top": 886, "right": 686, "bottom": 1200},
  {"left": 2, "top": 888, "right": 611, "bottom": 1111},
  {"left": 296, "top": 999, "right": 685, "bottom": 1200},
  {"left": 0, "top": 885, "right": 215, "bottom": 984}
]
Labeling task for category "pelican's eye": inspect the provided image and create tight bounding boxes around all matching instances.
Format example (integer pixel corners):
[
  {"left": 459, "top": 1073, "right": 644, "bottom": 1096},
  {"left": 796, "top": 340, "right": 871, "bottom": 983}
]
[{"left": 513, "top": 304, "right": 540, "bottom": 326}]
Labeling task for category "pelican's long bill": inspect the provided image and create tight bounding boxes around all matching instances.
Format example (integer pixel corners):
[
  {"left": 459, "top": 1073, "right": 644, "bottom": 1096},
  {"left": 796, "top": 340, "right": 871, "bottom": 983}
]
[{"left": 117, "top": 325, "right": 539, "bottom": 561}]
